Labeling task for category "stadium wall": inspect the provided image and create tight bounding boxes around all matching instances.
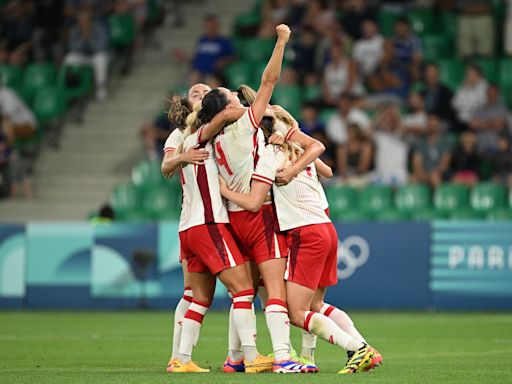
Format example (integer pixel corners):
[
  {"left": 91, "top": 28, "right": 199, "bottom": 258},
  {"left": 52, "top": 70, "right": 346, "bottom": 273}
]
[{"left": 0, "top": 221, "right": 511, "bottom": 310}]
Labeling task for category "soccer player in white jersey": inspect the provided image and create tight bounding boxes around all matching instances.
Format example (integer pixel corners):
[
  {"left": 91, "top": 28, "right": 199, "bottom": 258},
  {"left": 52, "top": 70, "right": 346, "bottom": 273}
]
[
  {"left": 219, "top": 123, "right": 383, "bottom": 374},
  {"left": 169, "top": 95, "right": 277, "bottom": 373},
  {"left": 161, "top": 83, "right": 211, "bottom": 373}
]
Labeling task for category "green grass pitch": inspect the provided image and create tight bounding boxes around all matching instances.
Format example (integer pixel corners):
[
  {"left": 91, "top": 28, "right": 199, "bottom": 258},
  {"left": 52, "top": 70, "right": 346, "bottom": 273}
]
[{"left": 1, "top": 311, "right": 511, "bottom": 383}]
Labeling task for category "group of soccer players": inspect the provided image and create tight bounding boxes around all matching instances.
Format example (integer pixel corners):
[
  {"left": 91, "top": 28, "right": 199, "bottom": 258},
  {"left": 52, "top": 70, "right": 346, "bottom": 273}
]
[{"left": 161, "top": 24, "right": 382, "bottom": 374}]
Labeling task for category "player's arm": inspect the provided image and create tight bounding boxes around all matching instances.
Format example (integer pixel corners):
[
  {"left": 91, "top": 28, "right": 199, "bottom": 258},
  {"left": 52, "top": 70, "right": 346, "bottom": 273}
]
[
  {"left": 198, "top": 107, "right": 247, "bottom": 142},
  {"left": 314, "top": 158, "right": 333, "bottom": 178},
  {"left": 219, "top": 177, "right": 271, "bottom": 213},
  {"left": 276, "top": 129, "right": 325, "bottom": 185},
  {"left": 161, "top": 146, "right": 209, "bottom": 178},
  {"left": 251, "top": 24, "right": 291, "bottom": 124}
]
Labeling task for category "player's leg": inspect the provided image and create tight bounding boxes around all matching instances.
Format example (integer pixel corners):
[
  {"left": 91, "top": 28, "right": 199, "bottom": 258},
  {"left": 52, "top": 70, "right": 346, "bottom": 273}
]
[{"left": 170, "top": 261, "right": 192, "bottom": 363}]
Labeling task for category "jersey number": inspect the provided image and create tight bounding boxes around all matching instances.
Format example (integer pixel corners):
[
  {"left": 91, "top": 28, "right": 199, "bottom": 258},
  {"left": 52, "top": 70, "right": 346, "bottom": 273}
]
[{"left": 215, "top": 142, "right": 233, "bottom": 176}]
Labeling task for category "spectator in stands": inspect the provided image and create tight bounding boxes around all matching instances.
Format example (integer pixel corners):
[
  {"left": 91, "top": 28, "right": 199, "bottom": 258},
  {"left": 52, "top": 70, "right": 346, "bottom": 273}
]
[
  {"left": 0, "top": 85, "right": 37, "bottom": 140},
  {"left": 456, "top": 0, "right": 495, "bottom": 58},
  {"left": 450, "top": 131, "right": 482, "bottom": 185},
  {"left": 302, "top": 0, "right": 336, "bottom": 36},
  {"left": 299, "top": 103, "right": 324, "bottom": 137},
  {"left": 63, "top": 9, "right": 110, "bottom": 101},
  {"left": 505, "top": 0, "right": 512, "bottom": 55},
  {"left": 32, "top": 0, "right": 65, "bottom": 63},
  {"left": 316, "top": 20, "right": 353, "bottom": 67},
  {"left": 411, "top": 115, "right": 452, "bottom": 187},
  {"left": 322, "top": 41, "right": 364, "bottom": 106},
  {"left": 469, "top": 84, "right": 509, "bottom": 154},
  {"left": 140, "top": 112, "right": 174, "bottom": 161},
  {"left": 0, "top": 0, "right": 35, "bottom": 65},
  {"left": 260, "top": 0, "right": 292, "bottom": 37},
  {"left": 421, "top": 63, "right": 455, "bottom": 125},
  {"left": 489, "top": 134, "right": 512, "bottom": 186},
  {"left": 339, "top": 0, "right": 376, "bottom": 40},
  {"left": 64, "top": 0, "right": 111, "bottom": 23},
  {"left": 392, "top": 17, "right": 422, "bottom": 82},
  {"left": 326, "top": 93, "right": 371, "bottom": 174},
  {"left": 290, "top": 26, "right": 318, "bottom": 79},
  {"left": 338, "top": 122, "right": 374, "bottom": 187},
  {"left": 401, "top": 91, "right": 429, "bottom": 145},
  {"left": 373, "top": 104, "right": 409, "bottom": 186},
  {"left": 352, "top": 19, "right": 384, "bottom": 78},
  {"left": 190, "top": 14, "right": 235, "bottom": 85},
  {"left": 452, "top": 64, "right": 488, "bottom": 132}
]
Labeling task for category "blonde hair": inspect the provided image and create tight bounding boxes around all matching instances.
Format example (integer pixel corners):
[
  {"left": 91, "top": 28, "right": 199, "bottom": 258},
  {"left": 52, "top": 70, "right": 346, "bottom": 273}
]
[
  {"left": 167, "top": 95, "right": 192, "bottom": 130},
  {"left": 175, "top": 102, "right": 203, "bottom": 156},
  {"left": 270, "top": 105, "right": 303, "bottom": 165}
]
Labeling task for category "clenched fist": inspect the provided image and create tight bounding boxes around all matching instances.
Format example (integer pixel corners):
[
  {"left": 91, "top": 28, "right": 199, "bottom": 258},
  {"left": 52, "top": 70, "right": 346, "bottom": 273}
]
[{"left": 276, "top": 24, "right": 291, "bottom": 43}]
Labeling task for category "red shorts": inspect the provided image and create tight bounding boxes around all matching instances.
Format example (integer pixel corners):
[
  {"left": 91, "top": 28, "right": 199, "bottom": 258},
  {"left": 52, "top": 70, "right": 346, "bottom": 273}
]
[
  {"left": 179, "top": 223, "right": 245, "bottom": 275},
  {"left": 284, "top": 222, "right": 338, "bottom": 290},
  {"left": 228, "top": 204, "right": 288, "bottom": 265}
]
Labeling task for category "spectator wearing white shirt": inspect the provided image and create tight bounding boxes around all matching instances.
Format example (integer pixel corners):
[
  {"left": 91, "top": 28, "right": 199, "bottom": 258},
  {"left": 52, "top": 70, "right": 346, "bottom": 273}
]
[
  {"left": 452, "top": 64, "right": 488, "bottom": 132},
  {"left": 0, "top": 86, "right": 37, "bottom": 140},
  {"left": 352, "top": 19, "right": 384, "bottom": 78},
  {"left": 401, "top": 91, "right": 429, "bottom": 146},
  {"left": 326, "top": 93, "right": 371, "bottom": 175}
]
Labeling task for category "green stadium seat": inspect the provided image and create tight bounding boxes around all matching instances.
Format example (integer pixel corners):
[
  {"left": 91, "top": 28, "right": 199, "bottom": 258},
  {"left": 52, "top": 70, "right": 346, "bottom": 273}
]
[
  {"left": 147, "top": 0, "right": 162, "bottom": 23},
  {"left": 57, "top": 65, "right": 94, "bottom": 100},
  {"left": 224, "top": 61, "right": 254, "bottom": 89},
  {"left": 110, "top": 184, "right": 140, "bottom": 214},
  {"left": 437, "top": 12, "right": 458, "bottom": 37},
  {"left": 434, "top": 183, "right": 470, "bottom": 212},
  {"left": 319, "top": 109, "right": 337, "bottom": 125},
  {"left": 325, "top": 186, "right": 358, "bottom": 214},
  {"left": 272, "top": 85, "right": 302, "bottom": 119},
  {"left": 395, "top": 184, "right": 431, "bottom": 212},
  {"left": 10, "top": 85, "right": 31, "bottom": 105},
  {"left": 470, "top": 183, "right": 507, "bottom": 212},
  {"left": 374, "top": 209, "right": 409, "bottom": 222},
  {"left": 487, "top": 209, "right": 512, "bottom": 221},
  {"left": 498, "top": 59, "right": 512, "bottom": 107},
  {"left": 142, "top": 187, "right": 173, "bottom": 219},
  {"left": 239, "top": 37, "right": 275, "bottom": 63},
  {"left": 23, "top": 63, "right": 57, "bottom": 100},
  {"left": 131, "top": 160, "right": 165, "bottom": 188},
  {"left": 449, "top": 209, "right": 485, "bottom": 220},
  {"left": 303, "top": 84, "right": 322, "bottom": 102},
  {"left": 438, "top": 59, "right": 464, "bottom": 91},
  {"left": 473, "top": 58, "right": 498, "bottom": 82},
  {"left": 412, "top": 209, "right": 448, "bottom": 221},
  {"left": 31, "top": 87, "right": 66, "bottom": 123},
  {"left": 509, "top": 188, "right": 512, "bottom": 208},
  {"left": 109, "top": 14, "right": 136, "bottom": 47},
  {"left": 377, "top": 10, "right": 399, "bottom": 37},
  {"left": 0, "top": 64, "right": 23, "bottom": 87},
  {"left": 407, "top": 9, "right": 434, "bottom": 35},
  {"left": 336, "top": 210, "right": 372, "bottom": 222},
  {"left": 422, "top": 34, "right": 452, "bottom": 61},
  {"left": 359, "top": 186, "right": 393, "bottom": 213}
]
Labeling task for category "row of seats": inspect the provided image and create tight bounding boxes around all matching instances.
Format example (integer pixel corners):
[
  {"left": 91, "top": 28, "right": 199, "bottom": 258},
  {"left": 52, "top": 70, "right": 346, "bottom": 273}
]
[{"left": 107, "top": 160, "right": 512, "bottom": 222}]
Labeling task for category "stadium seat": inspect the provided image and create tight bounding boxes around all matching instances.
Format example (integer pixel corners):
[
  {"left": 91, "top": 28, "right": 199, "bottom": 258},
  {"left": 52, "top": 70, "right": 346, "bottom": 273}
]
[
  {"left": 239, "top": 37, "right": 275, "bottom": 63},
  {"left": 336, "top": 209, "right": 371, "bottom": 222},
  {"left": 395, "top": 184, "right": 431, "bottom": 212},
  {"left": 374, "top": 209, "right": 409, "bottom": 222},
  {"left": 0, "top": 64, "right": 23, "bottom": 87},
  {"left": 23, "top": 63, "right": 57, "bottom": 100},
  {"left": 487, "top": 209, "right": 512, "bottom": 220},
  {"left": 498, "top": 59, "right": 512, "bottom": 107},
  {"left": 359, "top": 186, "right": 393, "bottom": 213},
  {"left": 224, "top": 61, "right": 254, "bottom": 89},
  {"left": 438, "top": 59, "right": 464, "bottom": 91},
  {"left": 434, "top": 183, "right": 470, "bottom": 212},
  {"left": 407, "top": 9, "right": 434, "bottom": 35},
  {"left": 142, "top": 187, "right": 173, "bottom": 219},
  {"left": 131, "top": 160, "right": 165, "bottom": 188},
  {"left": 449, "top": 209, "right": 485, "bottom": 220},
  {"left": 377, "top": 10, "right": 399, "bottom": 37},
  {"left": 110, "top": 184, "right": 140, "bottom": 215},
  {"left": 109, "top": 14, "right": 136, "bottom": 47},
  {"left": 474, "top": 58, "right": 498, "bottom": 82},
  {"left": 325, "top": 186, "right": 358, "bottom": 214},
  {"left": 412, "top": 209, "right": 448, "bottom": 221},
  {"left": 437, "top": 12, "right": 458, "bottom": 37},
  {"left": 31, "top": 87, "right": 66, "bottom": 123},
  {"left": 319, "top": 109, "right": 337, "bottom": 125},
  {"left": 272, "top": 85, "right": 302, "bottom": 119},
  {"left": 303, "top": 84, "right": 322, "bottom": 102},
  {"left": 10, "top": 85, "right": 31, "bottom": 105},
  {"left": 422, "top": 34, "right": 452, "bottom": 61},
  {"left": 470, "top": 183, "right": 507, "bottom": 212},
  {"left": 57, "top": 65, "right": 94, "bottom": 101}
]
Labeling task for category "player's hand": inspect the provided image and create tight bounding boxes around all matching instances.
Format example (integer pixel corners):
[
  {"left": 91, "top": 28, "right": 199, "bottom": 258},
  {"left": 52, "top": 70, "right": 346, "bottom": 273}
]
[
  {"left": 269, "top": 131, "right": 285, "bottom": 145},
  {"left": 181, "top": 145, "right": 209, "bottom": 165},
  {"left": 276, "top": 24, "right": 291, "bottom": 43},
  {"left": 276, "top": 165, "right": 298, "bottom": 185}
]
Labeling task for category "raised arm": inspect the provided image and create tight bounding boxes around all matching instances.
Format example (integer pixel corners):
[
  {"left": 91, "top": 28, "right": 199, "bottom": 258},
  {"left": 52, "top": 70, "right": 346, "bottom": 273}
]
[
  {"left": 251, "top": 24, "right": 291, "bottom": 124},
  {"left": 199, "top": 107, "right": 247, "bottom": 142},
  {"left": 219, "top": 177, "right": 272, "bottom": 212}
]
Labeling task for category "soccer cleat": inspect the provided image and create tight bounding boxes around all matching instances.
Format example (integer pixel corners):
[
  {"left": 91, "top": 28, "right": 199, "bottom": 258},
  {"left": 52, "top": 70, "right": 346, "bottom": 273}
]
[
  {"left": 297, "top": 356, "right": 319, "bottom": 372},
  {"left": 166, "top": 358, "right": 177, "bottom": 373},
  {"left": 273, "top": 360, "right": 319, "bottom": 373},
  {"left": 338, "top": 344, "right": 382, "bottom": 374},
  {"left": 244, "top": 354, "right": 274, "bottom": 373},
  {"left": 169, "top": 359, "right": 210, "bottom": 373},
  {"left": 223, "top": 357, "right": 245, "bottom": 372}
]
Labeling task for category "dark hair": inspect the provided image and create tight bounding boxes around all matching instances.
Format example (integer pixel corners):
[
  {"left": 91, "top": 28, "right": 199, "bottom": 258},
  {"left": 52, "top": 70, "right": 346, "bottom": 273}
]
[
  {"left": 466, "top": 63, "right": 482, "bottom": 75},
  {"left": 197, "top": 88, "right": 229, "bottom": 125},
  {"left": 168, "top": 96, "right": 192, "bottom": 130},
  {"left": 99, "top": 204, "right": 115, "bottom": 220},
  {"left": 395, "top": 16, "right": 409, "bottom": 25}
]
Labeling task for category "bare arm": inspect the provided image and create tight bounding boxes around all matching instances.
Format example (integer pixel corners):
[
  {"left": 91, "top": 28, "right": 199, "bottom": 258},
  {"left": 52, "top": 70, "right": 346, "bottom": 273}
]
[
  {"left": 219, "top": 178, "right": 272, "bottom": 212},
  {"left": 161, "top": 146, "right": 209, "bottom": 178},
  {"left": 357, "top": 142, "right": 373, "bottom": 174},
  {"left": 314, "top": 158, "right": 333, "bottom": 178},
  {"left": 198, "top": 107, "right": 247, "bottom": 142},
  {"left": 251, "top": 24, "right": 291, "bottom": 124},
  {"left": 336, "top": 144, "right": 347, "bottom": 178},
  {"left": 276, "top": 129, "right": 325, "bottom": 184}
]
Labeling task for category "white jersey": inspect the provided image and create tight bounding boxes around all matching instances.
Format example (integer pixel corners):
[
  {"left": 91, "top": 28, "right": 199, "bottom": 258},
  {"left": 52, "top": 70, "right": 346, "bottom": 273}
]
[
  {"left": 213, "top": 107, "right": 265, "bottom": 212},
  {"left": 253, "top": 145, "right": 330, "bottom": 231},
  {"left": 163, "top": 128, "right": 184, "bottom": 153},
  {"left": 179, "top": 127, "right": 229, "bottom": 232}
]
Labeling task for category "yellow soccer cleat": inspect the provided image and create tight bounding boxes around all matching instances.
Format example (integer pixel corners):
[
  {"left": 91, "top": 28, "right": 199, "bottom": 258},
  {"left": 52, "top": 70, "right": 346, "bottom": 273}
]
[
  {"left": 338, "top": 344, "right": 382, "bottom": 374},
  {"left": 244, "top": 354, "right": 274, "bottom": 373},
  {"left": 169, "top": 359, "right": 210, "bottom": 373},
  {"left": 166, "top": 357, "right": 177, "bottom": 373}
]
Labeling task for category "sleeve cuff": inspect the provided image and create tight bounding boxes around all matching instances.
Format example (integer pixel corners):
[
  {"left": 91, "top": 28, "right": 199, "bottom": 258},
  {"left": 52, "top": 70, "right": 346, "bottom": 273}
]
[
  {"left": 164, "top": 147, "right": 176, "bottom": 153},
  {"left": 248, "top": 107, "right": 259, "bottom": 129},
  {"left": 252, "top": 174, "right": 274, "bottom": 186},
  {"left": 285, "top": 127, "right": 299, "bottom": 141}
]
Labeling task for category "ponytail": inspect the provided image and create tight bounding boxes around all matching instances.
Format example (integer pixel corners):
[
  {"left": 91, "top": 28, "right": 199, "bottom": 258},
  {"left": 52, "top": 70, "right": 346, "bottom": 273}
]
[{"left": 175, "top": 102, "right": 202, "bottom": 156}]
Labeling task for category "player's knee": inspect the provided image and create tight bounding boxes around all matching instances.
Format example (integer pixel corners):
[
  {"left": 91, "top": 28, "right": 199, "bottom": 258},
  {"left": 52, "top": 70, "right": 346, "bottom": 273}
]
[
  {"left": 310, "top": 300, "right": 324, "bottom": 313},
  {"left": 288, "top": 310, "right": 304, "bottom": 328}
]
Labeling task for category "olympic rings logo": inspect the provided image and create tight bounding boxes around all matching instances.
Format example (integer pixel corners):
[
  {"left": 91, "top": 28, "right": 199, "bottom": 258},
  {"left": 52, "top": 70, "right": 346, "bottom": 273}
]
[{"left": 337, "top": 236, "right": 370, "bottom": 279}]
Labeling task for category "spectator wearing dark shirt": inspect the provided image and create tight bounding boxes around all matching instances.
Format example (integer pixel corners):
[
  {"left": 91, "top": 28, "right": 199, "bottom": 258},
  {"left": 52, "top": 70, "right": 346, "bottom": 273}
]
[
  {"left": 32, "top": 0, "right": 65, "bottom": 63},
  {"left": 340, "top": 0, "right": 376, "bottom": 40},
  {"left": 421, "top": 63, "right": 455, "bottom": 125},
  {"left": 299, "top": 103, "right": 324, "bottom": 137},
  {"left": 392, "top": 17, "right": 422, "bottom": 83},
  {"left": 450, "top": 131, "right": 482, "bottom": 186},
  {"left": 0, "top": 0, "right": 34, "bottom": 65},
  {"left": 489, "top": 135, "right": 512, "bottom": 186},
  {"left": 339, "top": 122, "right": 374, "bottom": 187},
  {"left": 190, "top": 14, "right": 235, "bottom": 85},
  {"left": 290, "top": 26, "right": 318, "bottom": 78},
  {"left": 140, "top": 112, "right": 174, "bottom": 161}
]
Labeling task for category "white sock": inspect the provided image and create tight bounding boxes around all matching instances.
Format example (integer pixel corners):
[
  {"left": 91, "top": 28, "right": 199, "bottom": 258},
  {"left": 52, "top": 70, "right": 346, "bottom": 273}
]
[
  {"left": 304, "top": 311, "right": 363, "bottom": 352},
  {"left": 257, "top": 279, "right": 268, "bottom": 310},
  {"left": 320, "top": 303, "right": 366, "bottom": 343},
  {"left": 301, "top": 330, "right": 317, "bottom": 361},
  {"left": 265, "top": 298, "right": 291, "bottom": 361},
  {"left": 232, "top": 289, "right": 258, "bottom": 362},
  {"left": 171, "top": 287, "right": 192, "bottom": 359},
  {"left": 228, "top": 302, "right": 243, "bottom": 361},
  {"left": 177, "top": 299, "right": 209, "bottom": 363}
]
